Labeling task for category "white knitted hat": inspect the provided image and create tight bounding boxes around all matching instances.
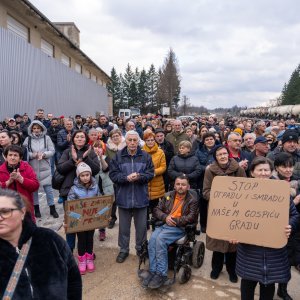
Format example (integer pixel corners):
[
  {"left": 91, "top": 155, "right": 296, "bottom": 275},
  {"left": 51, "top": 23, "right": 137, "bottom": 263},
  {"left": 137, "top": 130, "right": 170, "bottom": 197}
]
[{"left": 76, "top": 162, "right": 92, "bottom": 177}]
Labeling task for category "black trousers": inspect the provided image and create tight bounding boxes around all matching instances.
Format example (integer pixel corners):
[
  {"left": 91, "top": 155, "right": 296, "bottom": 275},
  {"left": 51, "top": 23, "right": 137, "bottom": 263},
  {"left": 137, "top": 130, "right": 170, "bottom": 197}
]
[
  {"left": 147, "top": 199, "right": 159, "bottom": 221},
  {"left": 212, "top": 251, "right": 236, "bottom": 275},
  {"left": 77, "top": 230, "right": 95, "bottom": 256},
  {"left": 240, "top": 279, "right": 275, "bottom": 300},
  {"left": 110, "top": 200, "right": 117, "bottom": 221},
  {"left": 199, "top": 194, "right": 208, "bottom": 228}
]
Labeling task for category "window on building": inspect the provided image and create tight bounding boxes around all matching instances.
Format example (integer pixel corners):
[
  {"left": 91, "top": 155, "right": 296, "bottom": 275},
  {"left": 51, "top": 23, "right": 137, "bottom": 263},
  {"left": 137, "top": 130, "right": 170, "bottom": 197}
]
[
  {"left": 83, "top": 69, "right": 91, "bottom": 79},
  {"left": 75, "top": 63, "right": 82, "bottom": 74},
  {"left": 61, "top": 53, "right": 70, "bottom": 67},
  {"left": 7, "top": 15, "right": 29, "bottom": 42},
  {"left": 41, "top": 39, "right": 54, "bottom": 57},
  {"left": 91, "top": 74, "right": 97, "bottom": 82}
]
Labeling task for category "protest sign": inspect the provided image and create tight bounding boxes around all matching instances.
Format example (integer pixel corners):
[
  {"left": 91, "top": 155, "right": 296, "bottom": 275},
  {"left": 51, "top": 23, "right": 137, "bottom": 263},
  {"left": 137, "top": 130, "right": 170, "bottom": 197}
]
[
  {"left": 206, "top": 176, "right": 290, "bottom": 248},
  {"left": 65, "top": 195, "right": 114, "bottom": 234}
]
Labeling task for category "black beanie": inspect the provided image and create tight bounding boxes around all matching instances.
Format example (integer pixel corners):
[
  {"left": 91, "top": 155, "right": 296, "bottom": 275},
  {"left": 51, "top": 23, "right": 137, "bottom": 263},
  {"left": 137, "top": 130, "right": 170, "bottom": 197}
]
[{"left": 281, "top": 130, "right": 299, "bottom": 145}]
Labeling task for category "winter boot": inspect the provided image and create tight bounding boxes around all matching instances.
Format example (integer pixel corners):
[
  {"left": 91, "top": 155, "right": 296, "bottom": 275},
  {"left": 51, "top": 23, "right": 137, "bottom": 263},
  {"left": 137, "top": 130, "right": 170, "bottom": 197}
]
[
  {"left": 77, "top": 254, "right": 87, "bottom": 275},
  {"left": 49, "top": 205, "right": 59, "bottom": 218},
  {"left": 86, "top": 253, "right": 95, "bottom": 272},
  {"left": 277, "top": 283, "right": 293, "bottom": 300},
  {"left": 34, "top": 205, "right": 41, "bottom": 218}
]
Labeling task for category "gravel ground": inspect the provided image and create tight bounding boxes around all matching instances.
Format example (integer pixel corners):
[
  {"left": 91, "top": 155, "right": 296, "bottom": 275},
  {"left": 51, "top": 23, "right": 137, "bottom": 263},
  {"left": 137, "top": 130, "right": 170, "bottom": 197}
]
[{"left": 37, "top": 191, "right": 300, "bottom": 300}]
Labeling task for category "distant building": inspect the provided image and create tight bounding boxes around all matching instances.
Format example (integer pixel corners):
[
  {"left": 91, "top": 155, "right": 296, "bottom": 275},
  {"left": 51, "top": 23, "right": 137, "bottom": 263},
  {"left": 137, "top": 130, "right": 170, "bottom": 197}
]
[{"left": 0, "top": 0, "right": 112, "bottom": 119}]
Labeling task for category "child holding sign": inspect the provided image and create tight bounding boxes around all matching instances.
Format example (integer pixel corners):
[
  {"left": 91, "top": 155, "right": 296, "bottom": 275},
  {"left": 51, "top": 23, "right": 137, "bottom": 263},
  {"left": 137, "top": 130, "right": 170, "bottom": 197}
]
[{"left": 68, "top": 162, "right": 100, "bottom": 275}]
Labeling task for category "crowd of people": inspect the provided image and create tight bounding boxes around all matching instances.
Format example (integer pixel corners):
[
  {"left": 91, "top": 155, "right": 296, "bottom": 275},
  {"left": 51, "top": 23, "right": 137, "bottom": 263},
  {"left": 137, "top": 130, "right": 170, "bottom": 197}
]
[{"left": 0, "top": 108, "right": 300, "bottom": 299}]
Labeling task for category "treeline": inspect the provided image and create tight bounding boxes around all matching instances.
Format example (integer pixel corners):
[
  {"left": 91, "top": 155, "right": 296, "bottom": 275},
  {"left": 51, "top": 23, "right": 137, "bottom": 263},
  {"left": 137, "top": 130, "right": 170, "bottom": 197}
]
[
  {"left": 107, "top": 49, "right": 181, "bottom": 115},
  {"left": 280, "top": 64, "right": 300, "bottom": 105}
]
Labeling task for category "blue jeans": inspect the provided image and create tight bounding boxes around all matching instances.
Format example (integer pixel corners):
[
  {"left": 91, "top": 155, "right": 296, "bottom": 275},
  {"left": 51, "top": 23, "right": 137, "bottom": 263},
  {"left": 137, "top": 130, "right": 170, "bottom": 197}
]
[
  {"left": 148, "top": 224, "right": 185, "bottom": 276},
  {"left": 33, "top": 184, "right": 55, "bottom": 206}
]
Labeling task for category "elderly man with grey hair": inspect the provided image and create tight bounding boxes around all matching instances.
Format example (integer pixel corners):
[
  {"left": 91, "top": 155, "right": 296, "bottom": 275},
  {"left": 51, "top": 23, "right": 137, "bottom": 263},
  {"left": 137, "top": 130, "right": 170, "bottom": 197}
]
[
  {"left": 227, "top": 132, "right": 251, "bottom": 170},
  {"left": 109, "top": 130, "right": 154, "bottom": 263},
  {"left": 242, "top": 132, "right": 256, "bottom": 152}
]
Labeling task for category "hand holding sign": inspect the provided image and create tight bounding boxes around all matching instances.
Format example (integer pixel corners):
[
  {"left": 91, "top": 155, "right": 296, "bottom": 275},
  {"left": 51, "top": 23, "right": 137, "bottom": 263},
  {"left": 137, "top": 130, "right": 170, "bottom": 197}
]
[{"left": 206, "top": 176, "right": 290, "bottom": 248}]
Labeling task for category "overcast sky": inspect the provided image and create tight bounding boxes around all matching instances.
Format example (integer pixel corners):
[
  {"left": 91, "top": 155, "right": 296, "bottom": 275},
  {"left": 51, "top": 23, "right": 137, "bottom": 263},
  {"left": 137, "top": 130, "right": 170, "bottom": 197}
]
[{"left": 30, "top": 0, "right": 300, "bottom": 109}]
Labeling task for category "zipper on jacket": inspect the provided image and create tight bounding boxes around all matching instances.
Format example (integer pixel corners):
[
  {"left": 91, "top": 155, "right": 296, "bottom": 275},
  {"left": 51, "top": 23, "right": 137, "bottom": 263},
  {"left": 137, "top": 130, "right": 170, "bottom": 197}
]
[
  {"left": 25, "top": 267, "right": 34, "bottom": 298},
  {"left": 131, "top": 157, "right": 134, "bottom": 208},
  {"left": 263, "top": 250, "right": 267, "bottom": 285}
]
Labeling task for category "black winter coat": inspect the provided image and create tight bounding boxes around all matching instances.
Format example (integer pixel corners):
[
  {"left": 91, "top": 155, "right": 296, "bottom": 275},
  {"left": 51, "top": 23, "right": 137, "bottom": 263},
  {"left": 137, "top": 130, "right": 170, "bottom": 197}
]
[
  {"left": 236, "top": 199, "right": 299, "bottom": 285},
  {"left": 168, "top": 152, "right": 202, "bottom": 189},
  {"left": 0, "top": 216, "right": 82, "bottom": 299},
  {"left": 56, "top": 145, "right": 100, "bottom": 197}
]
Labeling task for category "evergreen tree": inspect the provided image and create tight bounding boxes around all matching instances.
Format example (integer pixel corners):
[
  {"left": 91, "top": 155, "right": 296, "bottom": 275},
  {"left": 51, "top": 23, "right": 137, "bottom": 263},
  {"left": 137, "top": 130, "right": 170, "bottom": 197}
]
[
  {"left": 147, "top": 64, "right": 159, "bottom": 113},
  {"left": 122, "top": 64, "right": 134, "bottom": 108},
  {"left": 281, "top": 65, "right": 300, "bottom": 105},
  {"left": 138, "top": 69, "right": 149, "bottom": 114},
  {"left": 107, "top": 67, "right": 121, "bottom": 114},
  {"left": 156, "top": 49, "right": 181, "bottom": 116}
]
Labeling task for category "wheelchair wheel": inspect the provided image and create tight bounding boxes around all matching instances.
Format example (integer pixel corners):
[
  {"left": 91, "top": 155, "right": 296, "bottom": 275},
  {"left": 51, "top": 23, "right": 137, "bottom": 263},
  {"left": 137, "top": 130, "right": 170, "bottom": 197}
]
[
  {"left": 192, "top": 241, "right": 205, "bottom": 268},
  {"left": 178, "top": 265, "right": 191, "bottom": 284}
]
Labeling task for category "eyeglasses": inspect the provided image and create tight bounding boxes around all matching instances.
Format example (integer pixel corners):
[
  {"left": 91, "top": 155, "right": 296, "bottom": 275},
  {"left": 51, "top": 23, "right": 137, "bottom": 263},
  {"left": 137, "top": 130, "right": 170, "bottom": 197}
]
[
  {"left": 127, "top": 138, "right": 138, "bottom": 142},
  {"left": 145, "top": 139, "right": 155, "bottom": 142},
  {"left": 0, "top": 208, "right": 20, "bottom": 219}
]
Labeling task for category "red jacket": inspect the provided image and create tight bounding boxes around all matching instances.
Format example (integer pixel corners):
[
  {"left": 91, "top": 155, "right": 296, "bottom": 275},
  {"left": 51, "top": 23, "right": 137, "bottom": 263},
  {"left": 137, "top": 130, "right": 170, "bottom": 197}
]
[{"left": 0, "top": 161, "right": 39, "bottom": 221}]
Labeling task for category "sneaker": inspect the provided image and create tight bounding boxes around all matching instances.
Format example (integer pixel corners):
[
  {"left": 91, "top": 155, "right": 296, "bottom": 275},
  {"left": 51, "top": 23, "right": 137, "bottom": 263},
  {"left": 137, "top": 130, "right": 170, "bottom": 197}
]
[
  {"left": 77, "top": 254, "right": 87, "bottom": 275},
  {"left": 86, "top": 253, "right": 95, "bottom": 272},
  {"left": 210, "top": 270, "right": 220, "bottom": 280},
  {"left": 116, "top": 252, "right": 129, "bottom": 263},
  {"left": 148, "top": 274, "right": 168, "bottom": 289},
  {"left": 108, "top": 219, "right": 116, "bottom": 229},
  {"left": 99, "top": 230, "right": 106, "bottom": 241},
  {"left": 58, "top": 196, "right": 64, "bottom": 204},
  {"left": 229, "top": 273, "right": 238, "bottom": 283},
  {"left": 141, "top": 271, "right": 154, "bottom": 288}
]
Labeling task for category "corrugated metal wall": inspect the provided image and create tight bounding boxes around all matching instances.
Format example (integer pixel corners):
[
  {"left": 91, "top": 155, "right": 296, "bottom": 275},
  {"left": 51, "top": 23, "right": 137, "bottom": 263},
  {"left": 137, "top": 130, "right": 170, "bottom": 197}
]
[{"left": 0, "top": 27, "right": 108, "bottom": 120}]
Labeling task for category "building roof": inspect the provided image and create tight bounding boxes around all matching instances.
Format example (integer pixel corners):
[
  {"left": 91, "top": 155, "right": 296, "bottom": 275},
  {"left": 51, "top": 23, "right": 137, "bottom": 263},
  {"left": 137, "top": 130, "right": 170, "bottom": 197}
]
[{"left": 20, "top": 0, "right": 110, "bottom": 82}]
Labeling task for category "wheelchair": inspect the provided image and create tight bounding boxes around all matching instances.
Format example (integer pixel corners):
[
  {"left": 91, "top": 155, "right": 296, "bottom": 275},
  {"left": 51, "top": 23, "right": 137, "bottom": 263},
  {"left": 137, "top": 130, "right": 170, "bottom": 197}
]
[{"left": 138, "top": 220, "right": 205, "bottom": 285}]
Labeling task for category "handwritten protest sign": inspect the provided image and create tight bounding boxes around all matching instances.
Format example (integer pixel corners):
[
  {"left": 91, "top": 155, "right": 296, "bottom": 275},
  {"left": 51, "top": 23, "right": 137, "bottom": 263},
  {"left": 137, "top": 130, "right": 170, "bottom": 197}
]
[
  {"left": 65, "top": 195, "right": 114, "bottom": 234},
  {"left": 206, "top": 176, "right": 290, "bottom": 248}
]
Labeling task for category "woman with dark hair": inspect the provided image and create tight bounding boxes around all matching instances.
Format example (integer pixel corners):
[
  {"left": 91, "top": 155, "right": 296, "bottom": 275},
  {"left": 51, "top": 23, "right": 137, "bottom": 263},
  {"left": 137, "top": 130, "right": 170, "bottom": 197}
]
[
  {"left": 191, "top": 125, "right": 208, "bottom": 152},
  {"left": 235, "top": 156, "right": 299, "bottom": 300},
  {"left": 56, "top": 130, "right": 100, "bottom": 252},
  {"left": 0, "top": 145, "right": 39, "bottom": 220},
  {"left": 203, "top": 145, "right": 246, "bottom": 283},
  {"left": 0, "top": 189, "right": 82, "bottom": 299},
  {"left": 272, "top": 152, "right": 300, "bottom": 299},
  {"left": 0, "top": 130, "right": 13, "bottom": 165},
  {"left": 195, "top": 132, "right": 216, "bottom": 233},
  {"left": 163, "top": 122, "right": 173, "bottom": 135}
]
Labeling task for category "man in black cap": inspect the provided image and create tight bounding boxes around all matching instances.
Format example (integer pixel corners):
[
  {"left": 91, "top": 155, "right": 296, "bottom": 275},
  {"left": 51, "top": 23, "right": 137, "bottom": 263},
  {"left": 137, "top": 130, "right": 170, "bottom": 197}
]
[
  {"left": 74, "top": 115, "right": 88, "bottom": 132},
  {"left": 267, "top": 129, "right": 300, "bottom": 179},
  {"left": 248, "top": 136, "right": 270, "bottom": 167}
]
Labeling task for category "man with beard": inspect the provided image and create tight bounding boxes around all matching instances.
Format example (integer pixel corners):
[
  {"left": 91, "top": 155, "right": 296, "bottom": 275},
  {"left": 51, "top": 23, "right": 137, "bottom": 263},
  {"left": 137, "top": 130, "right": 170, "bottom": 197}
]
[
  {"left": 74, "top": 115, "right": 89, "bottom": 132},
  {"left": 141, "top": 175, "right": 198, "bottom": 289}
]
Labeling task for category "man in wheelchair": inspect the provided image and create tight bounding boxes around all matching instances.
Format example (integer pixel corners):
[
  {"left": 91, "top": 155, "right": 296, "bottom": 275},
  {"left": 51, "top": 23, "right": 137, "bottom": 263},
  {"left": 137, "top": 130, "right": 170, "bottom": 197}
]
[{"left": 141, "top": 175, "right": 199, "bottom": 289}]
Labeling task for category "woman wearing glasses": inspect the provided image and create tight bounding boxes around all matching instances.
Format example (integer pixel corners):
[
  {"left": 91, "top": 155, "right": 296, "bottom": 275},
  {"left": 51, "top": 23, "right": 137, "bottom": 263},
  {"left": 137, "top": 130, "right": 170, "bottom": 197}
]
[
  {"left": 0, "top": 189, "right": 82, "bottom": 299},
  {"left": 203, "top": 145, "right": 246, "bottom": 283},
  {"left": 0, "top": 145, "right": 39, "bottom": 221}
]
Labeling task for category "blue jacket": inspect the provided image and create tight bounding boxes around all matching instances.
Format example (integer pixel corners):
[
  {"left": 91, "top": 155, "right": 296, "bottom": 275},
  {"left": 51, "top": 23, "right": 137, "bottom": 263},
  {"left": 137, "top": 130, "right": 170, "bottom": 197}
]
[
  {"left": 236, "top": 199, "right": 299, "bottom": 284},
  {"left": 109, "top": 146, "right": 154, "bottom": 209},
  {"left": 67, "top": 177, "right": 100, "bottom": 200}
]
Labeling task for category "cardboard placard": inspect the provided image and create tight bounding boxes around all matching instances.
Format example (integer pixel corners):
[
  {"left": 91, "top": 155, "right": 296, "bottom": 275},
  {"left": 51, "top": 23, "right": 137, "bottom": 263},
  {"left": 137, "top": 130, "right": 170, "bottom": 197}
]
[
  {"left": 65, "top": 195, "right": 114, "bottom": 234},
  {"left": 206, "top": 176, "right": 290, "bottom": 248}
]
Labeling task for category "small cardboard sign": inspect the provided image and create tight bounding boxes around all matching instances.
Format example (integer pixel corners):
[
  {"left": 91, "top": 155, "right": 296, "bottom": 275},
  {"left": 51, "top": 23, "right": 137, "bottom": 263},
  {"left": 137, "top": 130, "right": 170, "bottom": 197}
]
[
  {"left": 206, "top": 176, "right": 290, "bottom": 248},
  {"left": 65, "top": 195, "right": 114, "bottom": 234}
]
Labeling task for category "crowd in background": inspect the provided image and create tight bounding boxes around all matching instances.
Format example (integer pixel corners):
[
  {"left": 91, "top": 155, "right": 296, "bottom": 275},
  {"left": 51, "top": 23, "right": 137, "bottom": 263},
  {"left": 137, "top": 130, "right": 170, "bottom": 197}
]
[{"left": 0, "top": 108, "right": 300, "bottom": 299}]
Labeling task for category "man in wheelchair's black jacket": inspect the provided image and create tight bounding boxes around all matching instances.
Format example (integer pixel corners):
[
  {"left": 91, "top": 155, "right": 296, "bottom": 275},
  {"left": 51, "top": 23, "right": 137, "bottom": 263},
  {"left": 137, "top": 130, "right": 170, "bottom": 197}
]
[{"left": 144, "top": 175, "right": 199, "bottom": 289}]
